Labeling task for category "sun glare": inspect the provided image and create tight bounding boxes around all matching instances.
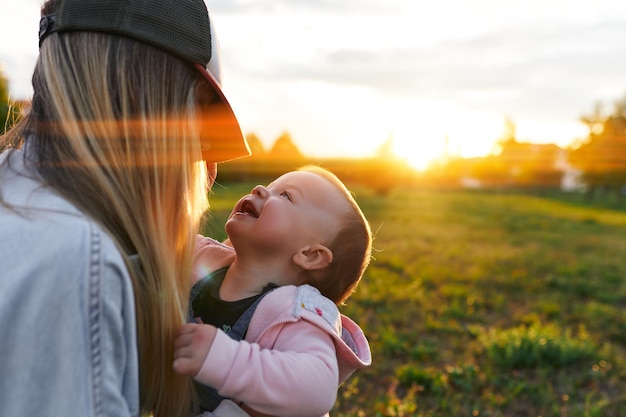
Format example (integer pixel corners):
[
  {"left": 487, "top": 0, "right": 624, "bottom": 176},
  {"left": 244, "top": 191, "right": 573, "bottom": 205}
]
[
  {"left": 392, "top": 132, "right": 447, "bottom": 171},
  {"left": 386, "top": 100, "right": 506, "bottom": 171}
]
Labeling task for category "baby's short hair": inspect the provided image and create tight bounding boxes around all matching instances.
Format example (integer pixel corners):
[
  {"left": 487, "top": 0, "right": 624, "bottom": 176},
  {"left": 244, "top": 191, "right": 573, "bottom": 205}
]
[{"left": 298, "top": 165, "right": 372, "bottom": 304}]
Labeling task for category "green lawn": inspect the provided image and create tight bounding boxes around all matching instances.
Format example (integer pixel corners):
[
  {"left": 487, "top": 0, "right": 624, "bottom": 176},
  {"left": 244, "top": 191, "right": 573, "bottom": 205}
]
[{"left": 203, "top": 182, "right": 626, "bottom": 417}]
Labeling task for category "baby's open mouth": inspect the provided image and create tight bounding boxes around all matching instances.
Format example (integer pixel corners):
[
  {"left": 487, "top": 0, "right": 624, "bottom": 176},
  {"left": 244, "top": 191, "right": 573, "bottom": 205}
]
[{"left": 239, "top": 200, "right": 259, "bottom": 218}]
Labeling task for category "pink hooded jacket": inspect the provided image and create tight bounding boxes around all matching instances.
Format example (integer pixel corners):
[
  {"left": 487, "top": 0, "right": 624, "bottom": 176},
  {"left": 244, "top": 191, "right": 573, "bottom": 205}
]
[{"left": 192, "top": 236, "right": 372, "bottom": 417}]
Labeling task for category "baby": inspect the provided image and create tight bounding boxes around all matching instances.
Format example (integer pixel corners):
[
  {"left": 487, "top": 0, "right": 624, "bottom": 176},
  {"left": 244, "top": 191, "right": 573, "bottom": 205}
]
[{"left": 174, "top": 165, "right": 372, "bottom": 417}]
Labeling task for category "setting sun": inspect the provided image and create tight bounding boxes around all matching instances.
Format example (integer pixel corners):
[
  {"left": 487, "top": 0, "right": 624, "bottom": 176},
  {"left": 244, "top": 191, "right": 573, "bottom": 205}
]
[{"left": 384, "top": 99, "right": 506, "bottom": 171}]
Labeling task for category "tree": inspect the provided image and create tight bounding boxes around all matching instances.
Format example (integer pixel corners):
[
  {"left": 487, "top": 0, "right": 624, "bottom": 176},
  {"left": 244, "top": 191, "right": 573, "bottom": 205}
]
[
  {"left": 244, "top": 133, "right": 266, "bottom": 157},
  {"left": 0, "top": 69, "right": 21, "bottom": 135},
  {"left": 568, "top": 96, "right": 626, "bottom": 195},
  {"left": 0, "top": 69, "right": 10, "bottom": 133},
  {"left": 269, "top": 131, "right": 303, "bottom": 160}
]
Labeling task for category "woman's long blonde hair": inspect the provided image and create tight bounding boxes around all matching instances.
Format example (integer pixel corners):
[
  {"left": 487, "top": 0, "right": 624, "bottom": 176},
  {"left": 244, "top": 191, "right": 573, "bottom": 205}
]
[{"left": 4, "top": 28, "right": 211, "bottom": 416}]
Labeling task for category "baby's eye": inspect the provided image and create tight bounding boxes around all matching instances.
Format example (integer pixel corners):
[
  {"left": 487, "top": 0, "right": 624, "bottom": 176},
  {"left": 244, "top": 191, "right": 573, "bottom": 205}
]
[{"left": 280, "top": 191, "right": 292, "bottom": 201}]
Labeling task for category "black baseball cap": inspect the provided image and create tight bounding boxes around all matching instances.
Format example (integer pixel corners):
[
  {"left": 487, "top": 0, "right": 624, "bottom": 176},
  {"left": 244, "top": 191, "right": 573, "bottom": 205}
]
[{"left": 38, "top": 0, "right": 250, "bottom": 163}]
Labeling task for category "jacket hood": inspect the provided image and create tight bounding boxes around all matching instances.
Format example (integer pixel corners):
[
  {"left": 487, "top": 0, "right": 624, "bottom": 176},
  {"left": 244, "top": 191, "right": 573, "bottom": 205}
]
[{"left": 248, "top": 285, "right": 371, "bottom": 384}]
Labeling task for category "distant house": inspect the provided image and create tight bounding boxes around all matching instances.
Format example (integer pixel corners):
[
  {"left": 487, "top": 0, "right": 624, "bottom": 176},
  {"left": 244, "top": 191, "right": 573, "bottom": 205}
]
[
  {"left": 458, "top": 141, "right": 581, "bottom": 190},
  {"left": 460, "top": 176, "right": 484, "bottom": 189},
  {"left": 555, "top": 149, "right": 585, "bottom": 192},
  {"left": 497, "top": 140, "right": 564, "bottom": 188}
]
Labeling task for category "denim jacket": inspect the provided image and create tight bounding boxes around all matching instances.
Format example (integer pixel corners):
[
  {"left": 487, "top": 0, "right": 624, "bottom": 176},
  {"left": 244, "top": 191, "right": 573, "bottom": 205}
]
[{"left": 0, "top": 148, "right": 139, "bottom": 417}]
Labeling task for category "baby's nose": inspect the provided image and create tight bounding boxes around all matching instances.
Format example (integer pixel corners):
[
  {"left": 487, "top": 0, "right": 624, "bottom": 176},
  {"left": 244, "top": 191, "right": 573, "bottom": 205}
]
[{"left": 252, "top": 185, "right": 269, "bottom": 198}]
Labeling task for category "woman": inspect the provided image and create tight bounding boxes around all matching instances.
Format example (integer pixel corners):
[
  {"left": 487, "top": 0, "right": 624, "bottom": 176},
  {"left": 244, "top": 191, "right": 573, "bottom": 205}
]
[{"left": 0, "top": 0, "right": 249, "bottom": 416}]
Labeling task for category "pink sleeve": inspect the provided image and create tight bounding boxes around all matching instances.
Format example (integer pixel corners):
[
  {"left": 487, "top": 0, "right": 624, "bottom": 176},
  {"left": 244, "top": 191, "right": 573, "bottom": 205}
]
[
  {"left": 194, "top": 323, "right": 339, "bottom": 417},
  {"left": 192, "top": 235, "right": 236, "bottom": 284}
]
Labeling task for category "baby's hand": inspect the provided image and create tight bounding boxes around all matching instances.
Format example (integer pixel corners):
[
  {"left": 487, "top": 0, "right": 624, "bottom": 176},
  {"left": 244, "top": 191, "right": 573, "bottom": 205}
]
[{"left": 173, "top": 323, "right": 217, "bottom": 376}]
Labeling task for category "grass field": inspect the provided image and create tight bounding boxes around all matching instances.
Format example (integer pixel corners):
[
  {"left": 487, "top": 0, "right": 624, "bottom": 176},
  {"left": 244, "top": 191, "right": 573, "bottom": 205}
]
[{"left": 202, "top": 180, "right": 626, "bottom": 417}]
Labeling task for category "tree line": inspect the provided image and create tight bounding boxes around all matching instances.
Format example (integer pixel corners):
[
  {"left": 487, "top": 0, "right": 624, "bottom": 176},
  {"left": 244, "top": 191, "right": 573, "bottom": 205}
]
[{"left": 440, "top": 98, "right": 626, "bottom": 195}]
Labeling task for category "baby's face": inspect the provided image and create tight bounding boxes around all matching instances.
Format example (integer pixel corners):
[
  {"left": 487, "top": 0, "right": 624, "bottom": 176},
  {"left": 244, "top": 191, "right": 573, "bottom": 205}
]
[{"left": 225, "top": 171, "right": 350, "bottom": 264}]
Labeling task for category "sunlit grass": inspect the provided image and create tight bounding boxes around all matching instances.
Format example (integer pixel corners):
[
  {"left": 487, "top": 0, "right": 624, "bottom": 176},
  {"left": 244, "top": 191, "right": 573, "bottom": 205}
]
[{"left": 479, "top": 323, "right": 598, "bottom": 370}]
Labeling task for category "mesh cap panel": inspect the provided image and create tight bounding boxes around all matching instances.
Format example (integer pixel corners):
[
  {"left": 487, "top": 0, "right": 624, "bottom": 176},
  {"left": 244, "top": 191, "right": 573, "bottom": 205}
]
[{"left": 55, "top": 0, "right": 212, "bottom": 65}]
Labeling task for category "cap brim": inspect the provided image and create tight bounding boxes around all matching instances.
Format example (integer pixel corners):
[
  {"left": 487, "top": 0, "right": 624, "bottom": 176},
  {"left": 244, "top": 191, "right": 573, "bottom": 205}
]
[{"left": 194, "top": 63, "right": 250, "bottom": 163}]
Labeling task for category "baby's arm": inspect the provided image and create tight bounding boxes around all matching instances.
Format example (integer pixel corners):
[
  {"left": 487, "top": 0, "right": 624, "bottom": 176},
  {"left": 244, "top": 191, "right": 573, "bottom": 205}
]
[
  {"left": 173, "top": 323, "right": 217, "bottom": 377},
  {"left": 176, "top": 322, "right": 339, "bottom": 417},
  {"left": 192, "top": 235, "right": 236, "bottom": 284},
  {"left": 215, "top": 324, "right": 338, "bottom": 416}
]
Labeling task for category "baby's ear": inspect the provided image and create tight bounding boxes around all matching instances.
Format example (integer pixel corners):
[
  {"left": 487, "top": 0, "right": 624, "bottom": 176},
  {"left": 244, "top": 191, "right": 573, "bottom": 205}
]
[{"left": 292, "top": 244, "right": 333, "bottom": 271}]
